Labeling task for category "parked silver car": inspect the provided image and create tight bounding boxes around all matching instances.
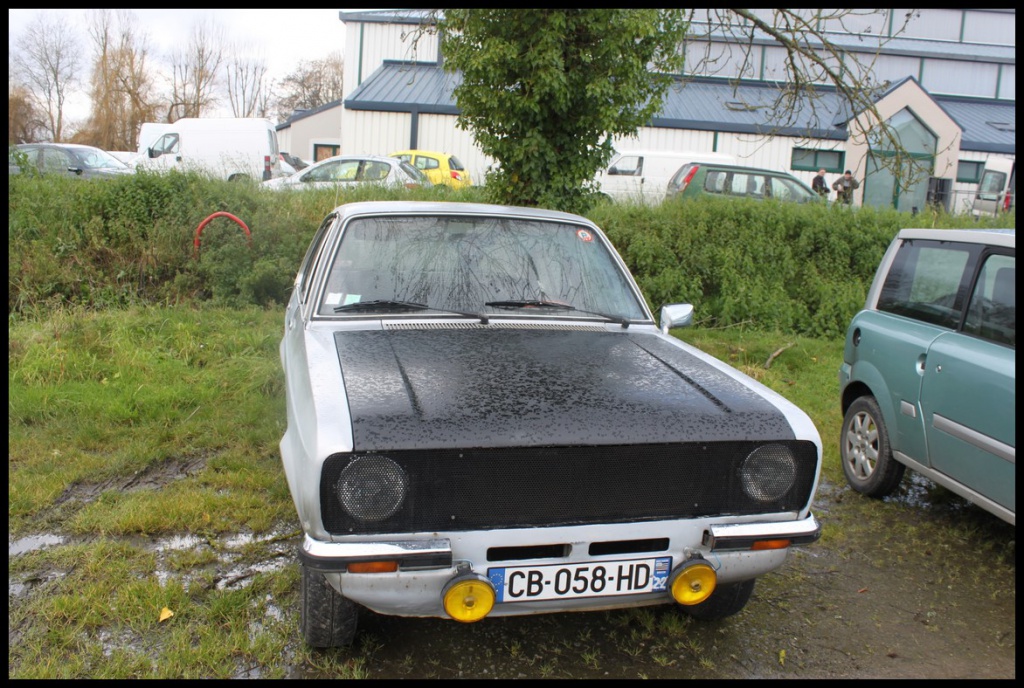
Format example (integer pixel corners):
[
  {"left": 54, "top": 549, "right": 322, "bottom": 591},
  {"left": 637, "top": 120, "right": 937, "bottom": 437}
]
[
  {"left": 279, "top": 200, "right": 822, "bottom": 647},
  {"left": 261, "top": 154, "right": 430, "bottom": 190}
]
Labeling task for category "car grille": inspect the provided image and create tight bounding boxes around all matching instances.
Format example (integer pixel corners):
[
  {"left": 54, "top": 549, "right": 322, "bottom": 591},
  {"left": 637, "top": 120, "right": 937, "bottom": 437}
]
[{"left": 320, "top": 441, "right": 818, "bottom": 535}]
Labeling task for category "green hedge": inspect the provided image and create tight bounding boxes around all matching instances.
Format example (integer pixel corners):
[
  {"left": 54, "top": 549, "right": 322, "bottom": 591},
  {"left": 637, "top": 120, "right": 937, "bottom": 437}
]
[{"left": 8, "top": 171, "right": 1013, "bottom": 338}]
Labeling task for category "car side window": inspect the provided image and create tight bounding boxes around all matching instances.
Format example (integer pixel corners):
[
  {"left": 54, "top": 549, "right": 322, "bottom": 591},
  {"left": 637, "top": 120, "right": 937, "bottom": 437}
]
[
  {"left": 151, "top": 133, "right": 179, "bottom": 155},
  {"left": 42, "top": 148, "right": 72, "bottom": 172},
  {"left": 360, "top": 161, "right": 390, "bottom": 181},
  {"left": 420, "top": 156, "right": 440, "bottom": 170},
  {"left": 878, "top": 240, "right": 979, "bottom": 329},
  {"left": 704, "top": 170, "right": 726, "bottom": 193},
  {"left": 297, "top": 215, "right": 337, "bottom": 304},
  {"left": 963, "top": 254, "right": 1015, "bottom": 347},
  {"left": 609, "top": 156, "right": 642, "bottom": 176},
  {"left": 769, "top": 176, "right": 801, "bottom": 201}
]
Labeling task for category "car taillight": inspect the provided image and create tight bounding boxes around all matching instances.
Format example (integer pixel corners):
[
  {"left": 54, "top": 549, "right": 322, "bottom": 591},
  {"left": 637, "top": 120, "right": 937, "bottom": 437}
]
[
  {"left": 263, "top": 155, "right": 272, "bottom": 181},
  {"left": 451, "top": 170, "right": 462, "bottom": 181},
  {"left": 1003, "top": 191, "right": 1012, "bottom": 212},
  {"left": 679, "top": 165, "right": 699, "bottom": 193}
]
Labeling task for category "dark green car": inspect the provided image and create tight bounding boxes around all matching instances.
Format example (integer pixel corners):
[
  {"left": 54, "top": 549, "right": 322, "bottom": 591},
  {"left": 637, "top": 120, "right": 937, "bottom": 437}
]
[
  {"left": 666, "top": 162, "right": 819, "bottom": 203},
  {"left": 839, "top": 228, "right": 1015, "bottom": 525}
]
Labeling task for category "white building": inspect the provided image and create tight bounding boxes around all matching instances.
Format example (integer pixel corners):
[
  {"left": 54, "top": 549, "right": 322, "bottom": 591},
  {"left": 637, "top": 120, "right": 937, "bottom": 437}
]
[{"left": 275, "top": 9, "right": 1015, "bottom": 213}]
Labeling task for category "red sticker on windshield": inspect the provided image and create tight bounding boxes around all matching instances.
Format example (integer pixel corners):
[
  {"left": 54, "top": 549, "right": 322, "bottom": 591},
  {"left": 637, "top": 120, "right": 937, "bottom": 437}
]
[{"left": 577, "top": 229, "right": 593, "bottom": 242}]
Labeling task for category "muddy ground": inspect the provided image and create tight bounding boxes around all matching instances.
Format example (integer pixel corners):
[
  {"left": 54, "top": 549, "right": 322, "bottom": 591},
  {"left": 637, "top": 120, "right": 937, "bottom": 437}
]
[{"left": 9, "top": 472, "right": 1016, "bottom": 679}]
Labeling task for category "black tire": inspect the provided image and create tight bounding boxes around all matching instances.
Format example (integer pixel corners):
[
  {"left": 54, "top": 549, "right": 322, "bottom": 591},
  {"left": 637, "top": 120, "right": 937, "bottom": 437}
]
[
  {"left": 681, "top": 578, "right": 756, "bottom": 621},
  {"left": 300, "top": 564, "right": 359, "bottom": 648},
  {"left": 840, "top": 396, "right": 906, "bottom": 498}
]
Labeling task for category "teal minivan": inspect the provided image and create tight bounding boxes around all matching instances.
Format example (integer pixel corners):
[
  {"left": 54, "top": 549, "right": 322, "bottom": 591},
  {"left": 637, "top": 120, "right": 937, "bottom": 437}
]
[{"left": 839, "top": 228, "right": 1015, "bottom": 524}]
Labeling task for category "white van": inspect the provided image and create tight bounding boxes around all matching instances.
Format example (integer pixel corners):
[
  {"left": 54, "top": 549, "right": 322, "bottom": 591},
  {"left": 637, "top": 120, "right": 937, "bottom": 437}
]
[
  {"left": 138, "top": 118, "right": 284, "bottom": 181},
  {"left": 972, "top": 158, "right": 1016, "bottom": 218},
  {"left": 596, "top": 149, "right": 737, "bottom": 204}
]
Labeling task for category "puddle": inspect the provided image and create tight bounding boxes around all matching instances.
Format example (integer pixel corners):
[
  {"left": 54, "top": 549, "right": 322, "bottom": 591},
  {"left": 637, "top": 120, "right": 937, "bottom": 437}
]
[
  {"left": 8, "top": 533, "right": 65, "bottom": 556},
  {"left": 884, "top": 471, "right": 976, "bottom": 516},
  {"left": 9, "top": 529, "right": 300, "bottom": 599}
]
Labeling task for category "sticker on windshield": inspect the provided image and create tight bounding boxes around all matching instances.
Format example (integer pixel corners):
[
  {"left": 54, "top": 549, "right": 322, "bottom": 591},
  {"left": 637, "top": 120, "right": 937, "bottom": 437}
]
[{"left": 576, "top": 229, "right": 593, "bottom": 242}]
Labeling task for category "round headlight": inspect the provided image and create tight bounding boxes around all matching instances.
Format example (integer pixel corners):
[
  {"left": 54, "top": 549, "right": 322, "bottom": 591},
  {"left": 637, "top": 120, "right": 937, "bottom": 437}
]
[
  {"left": 336, "top": 456, "right": 407, "bottom": 522},
  {"left": 739, "top": 444, "right": 797, "bottom": 503}
]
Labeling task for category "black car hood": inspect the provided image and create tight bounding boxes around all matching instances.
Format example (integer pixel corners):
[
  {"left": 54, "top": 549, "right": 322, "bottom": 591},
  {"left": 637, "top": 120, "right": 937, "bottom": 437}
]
[{"left": 335, "top": 327, "right": 795, "bottom": 451}]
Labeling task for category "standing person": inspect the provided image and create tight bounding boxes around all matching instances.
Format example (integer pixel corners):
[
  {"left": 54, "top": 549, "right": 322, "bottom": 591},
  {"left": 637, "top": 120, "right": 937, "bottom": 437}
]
[
  {"left": 812, "top": 168, "right": 829, "bottom": 198},
  {"left": 833, "top": 169, "right": 860, "bottom": 204}
]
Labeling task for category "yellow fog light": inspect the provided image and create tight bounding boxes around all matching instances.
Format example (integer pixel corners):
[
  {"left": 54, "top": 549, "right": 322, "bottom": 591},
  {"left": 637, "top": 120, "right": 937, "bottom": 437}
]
[
  {"left": 442, "top": 575, "right": 496, "bottom": 623},
  {"left": 669, "top": 559, "right": 718, "bottom": 606}
]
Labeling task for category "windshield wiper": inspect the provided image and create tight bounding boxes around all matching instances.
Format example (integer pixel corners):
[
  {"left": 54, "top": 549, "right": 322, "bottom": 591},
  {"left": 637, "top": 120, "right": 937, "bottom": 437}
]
[
  {"left": 484, "top": 300, "right": 630, "bottom": 328},
  {"left": 334, "top": 299, "right": 429, "bottom": 313},
  {"left": 334, "top": 299, "right": 489, "bottom": 324}
]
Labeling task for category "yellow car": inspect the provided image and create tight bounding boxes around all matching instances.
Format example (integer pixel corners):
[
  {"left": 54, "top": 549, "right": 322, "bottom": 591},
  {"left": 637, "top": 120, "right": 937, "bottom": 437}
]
[{"left": 389, "top": 150, "right": 473, "bottom": 188}]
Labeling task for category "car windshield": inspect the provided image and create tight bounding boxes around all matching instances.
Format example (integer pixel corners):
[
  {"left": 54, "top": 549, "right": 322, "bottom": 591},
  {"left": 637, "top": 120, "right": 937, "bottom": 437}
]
[{"left": 316, "top": 215, "right": 648, "bottom": 320}]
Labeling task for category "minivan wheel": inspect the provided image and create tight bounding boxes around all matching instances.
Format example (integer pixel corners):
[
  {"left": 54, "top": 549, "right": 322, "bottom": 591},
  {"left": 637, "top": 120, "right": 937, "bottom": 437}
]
[
  {"left": 300, "top": 564, "right": 359, "bottom": 648},
  {"left": 840, "top": 396, "right": 905, "bottom": 498},
  {"left": 680, "top": 579, "right": 756, "bottom": 621}
]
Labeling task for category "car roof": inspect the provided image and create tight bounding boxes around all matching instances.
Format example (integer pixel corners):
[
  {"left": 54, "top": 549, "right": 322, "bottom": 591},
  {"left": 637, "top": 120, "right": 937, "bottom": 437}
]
[
  {"left": 16, "top": 142, "right": 101, "bottom": 152},
  {"left": 314, "top": 154, "right": 399, "bottom": 165},
  {"left": 895, "top": 227, "right": 1015, "bottom": 248},
  {"left": 329, "top": 200, "right": 596, "bottom": 227},
  {"left": 687, "top": 162, "right": 802, "bottom": 176},
  {"left": 389, "top": 149, "right": 451, "bottom": 157}
]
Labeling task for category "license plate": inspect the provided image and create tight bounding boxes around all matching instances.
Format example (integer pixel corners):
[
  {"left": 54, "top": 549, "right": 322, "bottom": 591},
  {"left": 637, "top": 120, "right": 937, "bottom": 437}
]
[{"left": 488, "top": 556, "right": 672, "bottom": 603}]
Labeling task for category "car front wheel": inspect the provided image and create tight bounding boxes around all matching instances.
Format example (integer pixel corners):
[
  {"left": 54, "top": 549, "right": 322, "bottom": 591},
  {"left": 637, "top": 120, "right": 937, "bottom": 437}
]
[
  {"left": 680, "top": 579, "right": 756, "bottom": 621},
  {"left": 300, "top": 564, "right": 359, "bottom": 648},
  {"left": 840, "top": 396, "right": 905, "bottom": 498}
]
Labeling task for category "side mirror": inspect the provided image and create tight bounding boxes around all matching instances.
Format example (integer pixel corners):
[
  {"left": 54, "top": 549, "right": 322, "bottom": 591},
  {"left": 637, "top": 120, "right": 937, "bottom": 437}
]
[
  {"left": 148, "top": 147, "right": 158, "bottom": 159},
  {"left": 660, "top": 303, "right": 694, "bottom": 335}
]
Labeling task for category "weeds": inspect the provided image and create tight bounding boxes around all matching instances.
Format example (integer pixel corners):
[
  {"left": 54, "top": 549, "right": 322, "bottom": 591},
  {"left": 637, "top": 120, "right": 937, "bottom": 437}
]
[{"left": 8, "top": 306, "right": 1016, "bottom": 678}]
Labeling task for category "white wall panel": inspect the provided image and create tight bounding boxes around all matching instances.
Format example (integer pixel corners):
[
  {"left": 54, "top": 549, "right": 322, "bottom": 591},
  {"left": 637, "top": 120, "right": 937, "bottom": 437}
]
[
  {"left": 685, "top": 40, "right": 756, "bottom": 79},
  {"left": 417, "top": 114, "right": 493, "bottom": 182},
  {"left": 922, "top": 60, "right": 999, "bottom": 99},
  {"left": 898, "top": 9, "right": 962, "bottom": 41},
  {"left": 962, "top": 10, "right": 1015, "bottom": 46},
  {"left": 998, "top": 65, "right": 1015, "bottom": 101},
  {"left": 820, "top": 10, "right": 890, "bottom": 36},
  {"left": 342, "top": 111, "right": 410, "bottom": 156}
]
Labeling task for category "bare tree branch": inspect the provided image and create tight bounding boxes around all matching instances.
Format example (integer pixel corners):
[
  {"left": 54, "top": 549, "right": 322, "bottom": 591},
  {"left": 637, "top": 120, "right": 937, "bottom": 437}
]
[
  {"left": 11, "top": 11, "right": 84, "bottom": 141},
  {"left": 169, "top": 19, "right": 226, "bottom": 120},
  {"left": 225, "top": 46, "right": 272, "bottom": 118}
]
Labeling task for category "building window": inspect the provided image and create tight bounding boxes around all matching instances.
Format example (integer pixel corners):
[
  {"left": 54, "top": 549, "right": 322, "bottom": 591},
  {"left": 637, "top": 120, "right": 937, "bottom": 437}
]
[
  {"left": 791, "top": 148, "right": 844, "bottom": 173},
  {"left": 314, "top": 144, "right": 340, "bottom": 162},
  {"left": 956, "top": 160, "right": 985, "bottom": 184}
]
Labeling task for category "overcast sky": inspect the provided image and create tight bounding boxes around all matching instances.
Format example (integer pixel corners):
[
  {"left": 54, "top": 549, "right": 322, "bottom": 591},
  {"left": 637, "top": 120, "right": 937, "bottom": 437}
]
[{"left": 8, "top": 8, "right": 359, "bottom": 121}]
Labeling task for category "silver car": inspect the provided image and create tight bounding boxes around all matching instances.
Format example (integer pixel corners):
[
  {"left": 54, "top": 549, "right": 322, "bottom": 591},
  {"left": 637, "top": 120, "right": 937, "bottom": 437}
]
[
  {"left": 262, "top": 153, "right": 430, "bottom": 190},
  {"left": 279, "top": 201, "right": 822, "bottom": 647},
  {"left": 10, "top": 143, "right": 135, "bottom": 179}
]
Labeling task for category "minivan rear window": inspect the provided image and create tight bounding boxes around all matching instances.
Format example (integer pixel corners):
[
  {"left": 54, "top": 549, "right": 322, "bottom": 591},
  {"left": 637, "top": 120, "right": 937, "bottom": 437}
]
[{"left": 878, "top": 240, "right": 979, "bottom": 329}]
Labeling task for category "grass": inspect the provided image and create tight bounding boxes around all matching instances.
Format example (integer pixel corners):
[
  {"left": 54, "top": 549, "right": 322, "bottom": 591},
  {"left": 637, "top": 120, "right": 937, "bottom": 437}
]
[{"left": 8, "top": 304, "right": 1015, "bottom": 678}]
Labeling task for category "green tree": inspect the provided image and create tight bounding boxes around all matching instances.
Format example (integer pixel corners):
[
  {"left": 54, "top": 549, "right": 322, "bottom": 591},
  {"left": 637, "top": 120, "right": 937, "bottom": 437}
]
[{"left": 435, "top": 9, "right": 688, "bottom": 213}]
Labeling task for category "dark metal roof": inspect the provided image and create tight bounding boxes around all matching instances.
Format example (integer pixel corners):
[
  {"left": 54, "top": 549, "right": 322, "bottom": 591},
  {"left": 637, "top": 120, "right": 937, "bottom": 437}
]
[
  {"left": 276, "top": 97, "right": 344, "bottom": 131},
  {"left": 345, "top": 61, "right": 462, "bottom": 116},
  {"left": 344, "top": 62, "right": 1015, "bottom": 154}
]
